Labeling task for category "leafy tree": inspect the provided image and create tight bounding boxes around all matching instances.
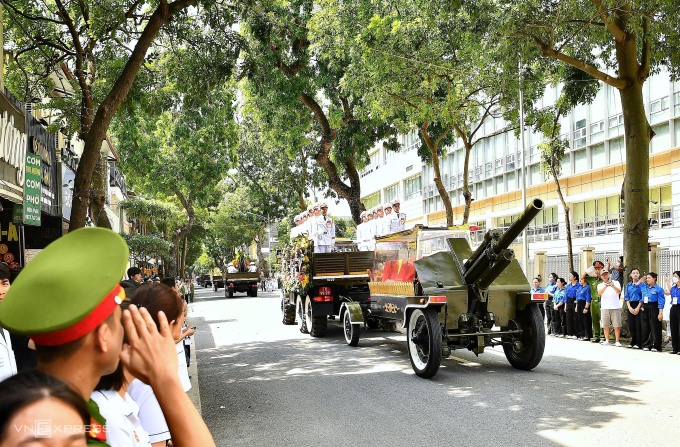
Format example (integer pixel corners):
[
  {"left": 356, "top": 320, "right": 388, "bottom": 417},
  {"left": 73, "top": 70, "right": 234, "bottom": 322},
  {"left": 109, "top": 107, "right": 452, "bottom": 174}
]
[
  {"left": 495, "top": 0, "right": 680, "bottom": 274},
  {"left": 122, "top": 232, "right": 172, "bottom": 273},
  {"left": 238, "top": 0, "right": 398, "bottom": 223},
  {"left": 2, "top": 0, "right": 214, "bottom": 230},
  {"left": 312, "top": 0, "right": 544, "bottom": 225},
  {"left": 536, "top": 67, "right": 600, "bottom": 272}
]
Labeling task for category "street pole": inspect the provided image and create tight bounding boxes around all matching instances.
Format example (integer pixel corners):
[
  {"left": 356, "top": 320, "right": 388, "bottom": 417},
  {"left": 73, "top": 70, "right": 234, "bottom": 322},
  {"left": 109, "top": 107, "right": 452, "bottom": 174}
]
[{"left": 519, "top": 59, "right": 529, "bottom": 275}]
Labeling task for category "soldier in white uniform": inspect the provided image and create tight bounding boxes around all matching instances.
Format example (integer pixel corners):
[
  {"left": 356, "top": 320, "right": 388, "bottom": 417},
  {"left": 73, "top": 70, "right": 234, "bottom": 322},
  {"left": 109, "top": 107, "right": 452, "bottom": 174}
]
[
  {"left": 356, "top": 211, "right": 369, "bottom": 251},
  {"left": 248, "top": 261, "right": 258, "bottom": 273},
  {"left": 315, "top": 202, "right": 335, "bottom": 253},
  {"left": 382, "top": 202, "right": 394, "bottom": 235},
  {"left": 390, "top": 199, "right": 406, "bottom": 232},
  {"left": 373, "top": 204, "right": 385, "bottom": 238},
  {"left": 290, "top": 214, "right": 302, "bottom": 239}
]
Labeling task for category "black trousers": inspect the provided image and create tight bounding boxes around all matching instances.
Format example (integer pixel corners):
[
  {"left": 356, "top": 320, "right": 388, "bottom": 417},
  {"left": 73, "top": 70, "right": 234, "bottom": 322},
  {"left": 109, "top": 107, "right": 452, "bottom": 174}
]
[
  {"left": 551, "top": 305, "right": 565, "bottom": 335},
  {"left": 566, "top": 298, "right": 577, "bottom": 336},
  {"left": 544, "top": 299, "right": 553, "bottom": 333},
  {"left": 576, "top": 300, "right": 592, "bottom": 339},
  {"left": 626, "top": 301, "right": 642, "bottom": 347},
  {"left": 641, "top": 302, "right": 662, "bottom": 350},
  {"left": 670, "top": 304, "right": 680, "bottom": 353}
]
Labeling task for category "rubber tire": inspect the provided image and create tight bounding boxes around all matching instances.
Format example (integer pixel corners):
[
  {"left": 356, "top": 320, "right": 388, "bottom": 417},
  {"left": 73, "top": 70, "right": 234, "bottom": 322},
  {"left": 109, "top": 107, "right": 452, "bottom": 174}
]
[
  {"left": 251, "top": 289, "right": 258, "bottom": 297},
  {"left": 297, "top": 296, "right": 308, "bottom": 334},
  {"left": 343, "top": 310, "right": 360, "bottom": 346},
  {"left": 306, "top": 297, "right": 327, "bottom": 338},
  {"left": 281, "top": 295, "right": 296, "bottom": 325},
  {"left": 227, "top": 289, "right": 233, "bottom": 298},
  {"left": 407, "top": 308, "right": 442, "bottom": 379},
  {"left": 503, "top": 305, "right": 546, "bottom": 371}
]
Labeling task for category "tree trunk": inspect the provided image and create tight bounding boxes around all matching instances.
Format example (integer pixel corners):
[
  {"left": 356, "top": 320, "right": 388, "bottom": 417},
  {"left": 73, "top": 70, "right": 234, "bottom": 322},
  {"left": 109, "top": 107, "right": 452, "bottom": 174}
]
[
  {"left": 170, "top": 190, "right": 195, "bottom": 278},
  {"left": 462, "top": 140, "right": 473, "bottom": 225},
  {"left": 90, "top": 152, "right": 112, "bottom": 229},
  {"left": 552, "top": 164, "right": 574, "bottom": 272},
  {"left": 181, "top": 235, "right": 188, "bottom": 278},
  {"left": 256, "top": 227, "right": 265, "bottom": 275},
  {"left": 421, "top": 122, "right": 454, "bottom": 226}
]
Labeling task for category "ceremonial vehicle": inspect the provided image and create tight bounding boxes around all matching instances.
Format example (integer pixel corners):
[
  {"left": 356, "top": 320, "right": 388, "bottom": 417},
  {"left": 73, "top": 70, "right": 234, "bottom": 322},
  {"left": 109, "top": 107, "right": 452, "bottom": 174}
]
[
  {"left": 225, "top": 271, "right": 259, "bottom": 297},
  {"left": 279, "top": 238, "right": 373, "bottom": 337},
  {"left": 348, "top": 199, "right": 546, "bottom": 378}
]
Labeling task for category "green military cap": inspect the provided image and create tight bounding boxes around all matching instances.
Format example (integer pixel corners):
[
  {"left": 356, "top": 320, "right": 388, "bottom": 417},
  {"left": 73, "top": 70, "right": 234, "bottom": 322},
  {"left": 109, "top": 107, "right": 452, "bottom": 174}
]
[{"left": 0, "top": 227, "right": 129, "bottom": 346}]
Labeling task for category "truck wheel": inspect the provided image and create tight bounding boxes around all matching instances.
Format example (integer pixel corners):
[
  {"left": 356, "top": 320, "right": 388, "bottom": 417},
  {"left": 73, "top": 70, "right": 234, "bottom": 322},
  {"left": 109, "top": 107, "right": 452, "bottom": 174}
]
[
  {"left": 297, "top": 297, "right": 308, "bottom": 334},
  {"left": 282, "top": 295, "right": 296, "bottom": 325},
  {"left": 306, "top": 297, "right": 327, "bottom": 338},
  {"left": 227, "top": 289, "right": 234, "bottom": 298},
  {"left": 343, "top": 311, "right": 360, "bottom": 346},
  {"left": 251, "top": 289, "right": 258, "bottom": 297},
  {"left": 407, "top": 308, "right": 442, "bottom": 379},
  {"left": 503, "top": 305, "right": 545, "bottom": 371}
]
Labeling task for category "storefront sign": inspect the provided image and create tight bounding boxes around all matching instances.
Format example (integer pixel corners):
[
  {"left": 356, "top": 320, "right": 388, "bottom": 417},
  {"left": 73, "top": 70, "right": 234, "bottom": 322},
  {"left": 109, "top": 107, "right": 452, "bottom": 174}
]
[
  {"left": 0, "top": 205, "right": 23, "bottom": 269},
  {"left": 27, "top": 113, "right": 58, "bottom": 215},
  {"left": 0, "top": 93, "right": 27, "bottom": 195},
  {"left": 23, "top": 153, "right": 41, "bottom": 226}
]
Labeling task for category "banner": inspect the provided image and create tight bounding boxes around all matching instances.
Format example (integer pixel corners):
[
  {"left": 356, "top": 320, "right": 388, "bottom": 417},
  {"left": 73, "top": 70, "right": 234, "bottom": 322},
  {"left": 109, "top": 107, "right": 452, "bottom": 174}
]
[{"left": 23, "top": 152, "right": 41, "bottom": 226}]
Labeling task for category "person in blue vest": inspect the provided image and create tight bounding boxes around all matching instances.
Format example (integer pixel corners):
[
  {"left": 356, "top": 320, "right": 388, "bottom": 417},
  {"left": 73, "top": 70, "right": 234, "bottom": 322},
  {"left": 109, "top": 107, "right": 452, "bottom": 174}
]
[
  {"left": 640, "top": 272, "right": 665, "bottom": 352},
  {"left": 552, "top": 278, "right": 567, "bottom": 337},
  {"left": 664, "top": 270, "right": 680, "bottom": 354},
  {"left": 624, "top": 268, "right": 644, "bottom": 349},
  {"left": 576, "top": 274, "right": 592, "bottom": 341},
  {"left": 544, "top": 273, "right": 558, "bottom": 335},
  {"left": 565, "top": 271, "right": 580, "bottom": 339}
]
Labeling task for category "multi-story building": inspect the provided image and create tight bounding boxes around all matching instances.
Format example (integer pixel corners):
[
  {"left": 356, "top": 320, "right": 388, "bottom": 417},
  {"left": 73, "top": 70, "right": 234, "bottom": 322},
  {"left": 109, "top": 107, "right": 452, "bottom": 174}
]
[{"left": 360, "top": 68, "right": 680, "bottom": 278}]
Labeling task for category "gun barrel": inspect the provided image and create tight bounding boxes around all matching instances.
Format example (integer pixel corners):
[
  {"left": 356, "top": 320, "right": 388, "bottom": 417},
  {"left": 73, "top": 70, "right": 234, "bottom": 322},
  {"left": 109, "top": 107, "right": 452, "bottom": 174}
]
[
  {"left": 494, "top": 198, "right": 544, "bottom": 253},
  {"left": 477, "top": 249, "right": 514, "bottom": 289}
]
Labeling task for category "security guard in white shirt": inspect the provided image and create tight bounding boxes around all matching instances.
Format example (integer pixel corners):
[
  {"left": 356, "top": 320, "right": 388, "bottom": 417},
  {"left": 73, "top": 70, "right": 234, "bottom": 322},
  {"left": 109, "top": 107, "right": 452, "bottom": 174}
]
[{"left": 315, "top": 202, "right": 335, "bottom": 253}]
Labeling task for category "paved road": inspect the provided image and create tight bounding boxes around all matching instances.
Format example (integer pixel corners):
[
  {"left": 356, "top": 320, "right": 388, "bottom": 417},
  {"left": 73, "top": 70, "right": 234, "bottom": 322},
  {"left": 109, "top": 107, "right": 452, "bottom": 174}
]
[{"left": 189, "top": 287, "right": 680, "bottom": 447}]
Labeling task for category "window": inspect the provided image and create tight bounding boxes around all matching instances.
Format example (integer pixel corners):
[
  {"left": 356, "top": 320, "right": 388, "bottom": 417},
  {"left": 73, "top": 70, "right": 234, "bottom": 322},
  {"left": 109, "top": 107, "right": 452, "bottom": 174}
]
[
  {"left": 591, "top": 143, "right": 605, "bottom": 166},
  {"left": 403, "top": 130, "right": 420, "bottom": 152},
  {"left": 485, "top": 162, "right": 493, "bottom": 177},
  {"left": 506, "top": 154, "right": 515, "bottom": 171},
  {"left": 609, "top": 138, "right": 625, "bottom": 163},
  {"left": 590, "top": 120, "right": 604, "bottom": 135},
  {"left": 574, "top": 118, "right": 587, "bottom": 148},
  {"left": 384, "top": 183, "right": 400, "bottom": 203},
  {"left": 495, "top": 157, "right": 504, "bottom": 171},
  {"left": 573, "top": 149, "right": 587, "bottom": 173},
  {"left": 497, "top": 214, "right": 519, "bottom": 228},
  {"left": 384, "top": 148, "right": 398, "bottom": 164},
  {"left": 362, "top": 192, "right": 381, "bottom": 210},
  {"left": 406, "top": 165, "right": 413, "bottom": 172},
  {"left": 650, "top": 96, "right": 669, "bottom": 114},
  {"left": 609, "top": 113, "right": 623, "bottom": 128},
  {"left": 360, "top": 151, "right": 381, "bottom": 178}
]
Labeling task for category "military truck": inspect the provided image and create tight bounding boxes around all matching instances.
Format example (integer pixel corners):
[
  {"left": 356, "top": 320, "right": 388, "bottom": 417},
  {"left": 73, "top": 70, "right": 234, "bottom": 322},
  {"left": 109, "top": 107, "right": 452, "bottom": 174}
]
[
  {"left": 345, "top": 199, "right": 546, "bottom": 378},
  {"left": 225, "top": 271, "right": 259, "bottom": 297},
  {"left": 279, "top": 238, "right": 373, "bottom": 337}
]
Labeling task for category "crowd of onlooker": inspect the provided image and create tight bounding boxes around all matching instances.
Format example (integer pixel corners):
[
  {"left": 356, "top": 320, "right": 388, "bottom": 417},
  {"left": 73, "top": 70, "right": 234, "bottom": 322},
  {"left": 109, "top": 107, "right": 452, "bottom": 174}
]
[
  {"left": 531, "top": 257, "right": 680, "bottom": 354},
  {"left": 0, "top": 228, "right": 215, "bottom": 446}
]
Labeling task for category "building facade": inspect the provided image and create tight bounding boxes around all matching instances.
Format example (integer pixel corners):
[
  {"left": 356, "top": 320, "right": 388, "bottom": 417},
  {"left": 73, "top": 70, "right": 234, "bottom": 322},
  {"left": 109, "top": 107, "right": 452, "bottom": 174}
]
[{"left": 359, "top": 68, "right": 680, "bottom": 279}]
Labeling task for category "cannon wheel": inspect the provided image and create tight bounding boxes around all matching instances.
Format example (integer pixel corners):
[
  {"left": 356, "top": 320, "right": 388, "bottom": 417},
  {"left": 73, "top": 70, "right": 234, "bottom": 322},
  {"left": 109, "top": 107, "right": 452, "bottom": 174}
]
[
  {"left": 306, "top": 297, "right": 327, "bottom": 338},
  {"left": 227, "top": 289, "right": 234, "bottom": 298},
  {"left": 297, "top": 296, "right": 308, "bottom": 334},
  {"left": 407, "top": 308, "right": 442, "bottom": 378},
  {"left": 281, "top": 294, "right": 296, "bottom": 325},
  {"left": 343, "top": 310, "right": 360, "bottom": 346},
  {"left": 503, "top": 305, "right": 545, "bottom": 371}
]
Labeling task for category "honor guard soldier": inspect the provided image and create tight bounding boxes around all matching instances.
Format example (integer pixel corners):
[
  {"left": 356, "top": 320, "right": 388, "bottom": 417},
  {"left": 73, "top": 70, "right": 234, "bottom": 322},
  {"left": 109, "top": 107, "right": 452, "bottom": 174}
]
[
  {"left": 390, "top": 199, "right": 406, "bottom": 232},
  {"left": 356, "top": 211, "right": 369, "bottom": 251},
  {"left": 382, "top": 202, "right": 393, "bottom": 235},
  {"left": 315, "top": 202, "right": 335, "bottom": 253},
  {"left": 0, "top": 228, "right": 130, "bottom": 446},
  {"left": 373, "top": 204, "right": 385, "bottom": 237},
  {"left": 290, "top": 214, "right": 302, "bottom": 239}
]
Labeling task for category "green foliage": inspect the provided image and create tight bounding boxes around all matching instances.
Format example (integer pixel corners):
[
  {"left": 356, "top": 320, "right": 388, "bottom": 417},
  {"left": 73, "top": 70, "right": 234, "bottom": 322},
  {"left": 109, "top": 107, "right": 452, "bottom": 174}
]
[
  {"left": 122, "top": 233, "right": 172, "bottom": 264},
  {"left": 334, "top": 217, "right": 356, "bottom": 240}
]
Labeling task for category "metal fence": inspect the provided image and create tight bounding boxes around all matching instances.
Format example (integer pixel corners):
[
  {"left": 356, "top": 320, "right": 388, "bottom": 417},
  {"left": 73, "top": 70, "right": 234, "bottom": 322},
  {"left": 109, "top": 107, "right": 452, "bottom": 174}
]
[
  {"left": 658, "top": 249, "right": 680, "bottom": 285},
  {"left": 545, "top": 254, "right": 581, "bottom": 278}
]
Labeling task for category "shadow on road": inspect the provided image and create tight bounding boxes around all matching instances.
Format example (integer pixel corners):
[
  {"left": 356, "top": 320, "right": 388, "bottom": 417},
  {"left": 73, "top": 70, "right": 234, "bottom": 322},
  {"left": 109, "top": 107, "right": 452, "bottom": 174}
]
[{"left": 196, "top": 321, "right": 646, "bottom": 447}]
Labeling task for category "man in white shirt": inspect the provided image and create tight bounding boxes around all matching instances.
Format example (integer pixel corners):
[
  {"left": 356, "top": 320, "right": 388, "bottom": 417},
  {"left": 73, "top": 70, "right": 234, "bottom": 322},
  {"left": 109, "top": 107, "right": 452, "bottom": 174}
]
[
  {"left": 382, "top": 202, "right": 393, "bottom": 235},
  {"left": 356, "top": 211, "right": 369, "bottom": 250},
  {"left": 597, "top": 270, "right": 622, "bottom": 346},
  {"left": 373, "top": 204, "right": 385, "bottom": 238},
  {"left": 248, "top": 261, "right": 258, "bottom": 273}
]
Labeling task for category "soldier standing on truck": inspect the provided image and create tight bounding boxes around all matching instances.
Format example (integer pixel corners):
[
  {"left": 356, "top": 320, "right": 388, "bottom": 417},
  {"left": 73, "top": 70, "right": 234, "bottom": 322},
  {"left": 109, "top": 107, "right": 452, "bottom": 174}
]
[
  {"left": 390, "top": 199, "right": 406, "bottom": 233},
  {"left": 315, "top": 202, "right": 335, "bottom": 253}
]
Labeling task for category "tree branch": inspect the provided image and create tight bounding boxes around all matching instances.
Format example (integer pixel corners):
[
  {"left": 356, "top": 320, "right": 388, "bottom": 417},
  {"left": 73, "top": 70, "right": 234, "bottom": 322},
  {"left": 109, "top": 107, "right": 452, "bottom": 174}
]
[
  {"left": 592, "top": 0, "right": 626, "bottom": 42},
  {"left": 533, "top": 36, "right": 628, "bottom": 89},
  {"left": 639, "top": 14, "right": 651, "bottom": 80},
  {"left": 1, "top": 1, "right": 65, "bottom": 24}
]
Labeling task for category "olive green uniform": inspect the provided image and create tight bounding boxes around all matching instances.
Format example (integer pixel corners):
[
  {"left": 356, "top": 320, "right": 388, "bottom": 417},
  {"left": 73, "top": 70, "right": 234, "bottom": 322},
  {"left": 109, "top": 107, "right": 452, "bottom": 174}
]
[{"left": 585, "top": 274, "right": 602, "bottom": 340}]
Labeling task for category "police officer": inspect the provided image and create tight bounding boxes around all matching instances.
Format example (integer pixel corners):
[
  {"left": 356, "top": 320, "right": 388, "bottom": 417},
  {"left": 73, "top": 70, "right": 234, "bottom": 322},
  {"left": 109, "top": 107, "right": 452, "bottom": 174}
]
[
  {"left": 315, "top": 202, "right": 335, "bottom": 253},
  {"left": 584, "top": 261, "right": 605, "bottom": 343},
  {"left": 0, "top": 228, "right": 217, "bottom": 447},
  {"left": 640, "top": 272, "right": 665, "bottom": 352}
]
